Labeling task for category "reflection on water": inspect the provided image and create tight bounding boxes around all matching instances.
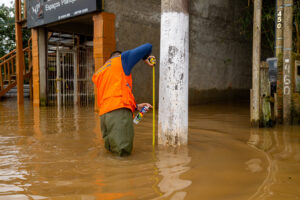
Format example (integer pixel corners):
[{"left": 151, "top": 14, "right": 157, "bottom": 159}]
[
  {"left": 154, "top": 147, "right": 191, "bottom": 200},
  {"left": 0, "top": 99, "right": 299, "bottom": 199},
  {"left": 248, "top": 127, "right": 300, "bottom": 200}
]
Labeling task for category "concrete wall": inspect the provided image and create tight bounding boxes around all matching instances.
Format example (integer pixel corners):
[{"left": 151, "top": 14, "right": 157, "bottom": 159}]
[{"left": 104, "top": 0, "right": 252, "bottom": 105}]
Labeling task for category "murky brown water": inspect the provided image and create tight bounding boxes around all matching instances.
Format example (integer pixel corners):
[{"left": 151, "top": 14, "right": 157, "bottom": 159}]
[{"left": 0, "top": 98, "right": 299, "bottom": 200}]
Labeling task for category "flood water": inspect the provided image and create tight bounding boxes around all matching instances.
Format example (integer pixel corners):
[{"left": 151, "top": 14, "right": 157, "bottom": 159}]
[{"left": 0, "top": 98, "right": 299, "bottom": 200}]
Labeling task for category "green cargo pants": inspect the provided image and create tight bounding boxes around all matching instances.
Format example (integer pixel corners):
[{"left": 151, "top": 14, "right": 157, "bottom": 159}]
[{"left": 100, "top": 108, "right": 134, "bottom": 156}]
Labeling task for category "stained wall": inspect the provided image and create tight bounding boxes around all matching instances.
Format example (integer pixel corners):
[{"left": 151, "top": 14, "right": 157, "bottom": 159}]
[{"left": 104, "top": 0, "right": 252, "bottom": 105}]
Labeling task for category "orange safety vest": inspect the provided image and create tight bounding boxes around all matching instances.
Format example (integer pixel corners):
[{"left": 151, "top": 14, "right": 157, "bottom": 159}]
[{"left": 92, "top": 56, "right": 136, "bottom": 116}]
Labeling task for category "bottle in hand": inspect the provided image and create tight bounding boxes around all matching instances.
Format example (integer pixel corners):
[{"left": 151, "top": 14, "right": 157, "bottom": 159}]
[{"left": 133, "top": 106, "right": 149, "bottom": 124}]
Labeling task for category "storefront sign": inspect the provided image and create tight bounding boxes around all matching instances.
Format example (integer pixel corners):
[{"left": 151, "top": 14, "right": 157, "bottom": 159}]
[{"left": 27, "top": 0, "right": 102, "bottom": 28}]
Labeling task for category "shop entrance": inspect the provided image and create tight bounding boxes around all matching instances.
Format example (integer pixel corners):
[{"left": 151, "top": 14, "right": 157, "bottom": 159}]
[{"left": 47, "top": 33, "right": 94, "bottom": 106}]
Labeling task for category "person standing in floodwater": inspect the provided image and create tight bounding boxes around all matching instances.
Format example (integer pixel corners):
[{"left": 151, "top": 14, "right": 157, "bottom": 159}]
[{"left": 92, "top": 43, "right": 155, "bottom": 156}]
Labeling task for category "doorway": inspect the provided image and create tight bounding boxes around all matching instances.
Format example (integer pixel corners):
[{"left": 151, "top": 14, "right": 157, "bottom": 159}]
[{"left": 47, "top": 33, "right": 94, "bottom": 106}]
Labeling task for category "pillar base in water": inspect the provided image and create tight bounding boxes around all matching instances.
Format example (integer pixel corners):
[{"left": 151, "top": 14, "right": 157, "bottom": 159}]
[
  {"left": 158, "top": 125, "right": 188, "bottom": 146},
  {"left": 158, "top": 11, "right": 189, "bottom": 146}
]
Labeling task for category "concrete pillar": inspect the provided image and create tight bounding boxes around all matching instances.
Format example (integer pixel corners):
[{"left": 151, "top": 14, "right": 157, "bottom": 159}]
[
  {"left": 250, "top": 0, "right": 262, "bottom": 127},
  {"left": 93, "top": 12, "right": 116, "bottom": 112},
  {"left": 159, "top": 0, "right": 189, "bottom": 146},
  {"left": 283, "top": 0, "right": 293, "bottom": 124},
  {"left": 38, "top": 28, "right": 48, "bottom": 106},
  {"left": 276, "top": 0, "right": 284, "bottom": 57},
  {"left": 275, "top": 0, "right": 284, "bottom": 123},
  {"left": 15, "top": 0, "right": 24, "bottom": 105}
]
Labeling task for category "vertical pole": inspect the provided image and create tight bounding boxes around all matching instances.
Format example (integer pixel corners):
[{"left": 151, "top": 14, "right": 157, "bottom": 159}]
[
  {"left": 0, "top": 63, "right": 3, "bottom": 90},
  {"left": 74, "top": 50, "right": 78, "bottom": 105},
  {"left": 93, "top": 12, "right": 116, "bottom": 112},
  {"left": 159, "top": 0, "right": 189, "bottom": 146},
  {"left": 76, "top": 37, "right": 80, "bottom": 105},
  {"left": 57, "top": 48, "right": 61, "bottom": 107},
  {"left": 62, "top": 53, "right": 65, "bottom": 105},
  {"left": 18, "top": 0, "right": 22, "bottom": 20},
  {"left": 38, "top": 28, "right": 47, "bottom": 106},
  {"left": 251, "top": 0, "right": 262, "bottom": 127},
  {"left": 32, "top": 29, "right": 40, "bottom": 106},
  {"left": 275, "top": 0, "right": 284, "bottom": 123},
  {"left": 15, "top": 0, "right": 24, "bottom": 105},
  {"left": 24, "top": 0, "right": 27, "bottom": 20},
  {"left": 276, "top": 0, "right": 284, "bottom": 57},
  {"left": 153, "top": 66, "right": 155, "bottom": 147},
  {"left": 283, "top": 0, "right": 293, "bottom": 124},
  {"left": 28, "top": 46, "right": 33, "bottom": 101},
  {"left": 7, "top": 63, "right": 11, "bottom": 84}
]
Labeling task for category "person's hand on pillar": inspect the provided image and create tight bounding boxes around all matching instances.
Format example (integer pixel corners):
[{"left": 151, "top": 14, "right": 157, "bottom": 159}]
[{"left": 144, "top": 55, "right": 156, "bottom": 67}]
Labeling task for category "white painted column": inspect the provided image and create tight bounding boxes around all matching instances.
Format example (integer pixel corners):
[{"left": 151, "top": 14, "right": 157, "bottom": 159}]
[{"left": 159, "top": 0, "right": 189, "bottom": 146}]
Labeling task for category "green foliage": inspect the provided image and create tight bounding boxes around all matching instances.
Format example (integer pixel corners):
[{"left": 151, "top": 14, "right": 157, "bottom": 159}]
[
  {"left": 237, "top": 4, "right": 253, "bottom": 40},
  {"left": 238, "top": 0, "right": 276, "bottom": 54},
  {"left": 238, "top": 0, "right": 300, "bottom": 55},
  {"left": 0, "top": 3, "right": 15, "bottom": 58},
  {"left": 294, "top": 1, "right": 300, "bottom": 53},
  {"left": 261, "top": 1, "right": 276, "bottom": 54},
  {"left": 293, "top": 2, "right": 300, "bottom": 28},
  {"left": 0, "top": 2, "right": 30, "bottom": 58}
]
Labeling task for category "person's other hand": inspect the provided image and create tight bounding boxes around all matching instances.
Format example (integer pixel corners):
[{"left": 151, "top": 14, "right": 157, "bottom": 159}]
[
  {"left": 144, "top": 56, "right": 156, "bottom": 67},
  {"left": 137, "top": 103, "right": 152, "bottom": 111}
]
